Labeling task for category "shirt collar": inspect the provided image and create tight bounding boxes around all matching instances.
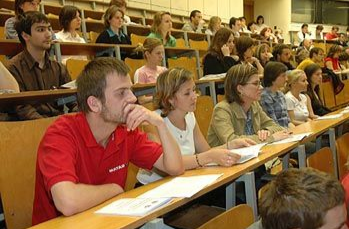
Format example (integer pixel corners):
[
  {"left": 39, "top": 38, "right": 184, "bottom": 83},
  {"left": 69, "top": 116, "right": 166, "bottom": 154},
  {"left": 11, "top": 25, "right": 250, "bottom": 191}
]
[
  {"left": 107, "top": 27, "right": 123, "bottom": 38},
  {"left": 22, "top": 48, "right": 50, "bottom": 70},
  {"left": 230, "top": 101, "right": 259, "bottom": 119}
]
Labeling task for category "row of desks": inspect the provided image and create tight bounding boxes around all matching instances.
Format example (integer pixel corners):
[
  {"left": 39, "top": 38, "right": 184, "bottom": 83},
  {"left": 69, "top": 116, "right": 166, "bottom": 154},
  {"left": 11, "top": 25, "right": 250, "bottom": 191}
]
[{"left": 23, "top": 97, "right": 349, "bottom": 228}]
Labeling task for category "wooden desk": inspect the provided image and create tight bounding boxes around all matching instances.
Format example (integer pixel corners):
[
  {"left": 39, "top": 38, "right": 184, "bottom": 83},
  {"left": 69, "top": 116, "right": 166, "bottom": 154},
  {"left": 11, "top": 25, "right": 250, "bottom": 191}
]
[
  {"left": 0, "top": 89, "right": 76, "bottom": 107},
  {"left": 123, "top": 24, "right": 151, "bottom": 37},
  {"left": 0, "top": 39, "right": 23, "bottom": 56},
  {"left": 28, "top": 140, "right": 298, "bottom": 229}
]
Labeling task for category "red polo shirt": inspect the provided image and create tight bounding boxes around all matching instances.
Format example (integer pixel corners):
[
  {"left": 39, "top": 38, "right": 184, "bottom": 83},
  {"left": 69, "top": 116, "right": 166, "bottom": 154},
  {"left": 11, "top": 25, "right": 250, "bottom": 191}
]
[{"left": 32, "top": 113, "right": 162, "bottom": 225}]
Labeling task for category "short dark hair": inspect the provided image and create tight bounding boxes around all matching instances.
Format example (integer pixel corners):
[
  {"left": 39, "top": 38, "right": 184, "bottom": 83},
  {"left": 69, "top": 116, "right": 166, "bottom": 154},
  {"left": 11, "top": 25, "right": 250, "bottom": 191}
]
[
  {"left": 256, "top": 15, "right": 264, "bottom": 24},
  {"left": 316, "top": 25, "right": 324, "bottom": 31},
  {"left": 235, "top": 36, "right": 254, "bottom": 61},
  {"left": 189, "top": 10, "right": 201, "bottom": 22},
  {"left": 301, "top": 23, "right": 308, "bottom": 29},
  {"left": 76, "top": 57, "right": 129, "bottom": 113},
  {"left": 15, "top": 0, "right": 41, "bottom": 16},
  {"left": 224, "top": 64, "right": 258, "bottom": 104},
  {"left": 260, "top": 168, "right": 344, "bottom": 229},
  {"left": 15, "top": 11, "right": 49, "bottom": 46},
  {"left": 309, "top": 47, "right": 324, "bottom": 58},
  {"left": 109, "top": 0, "right": 126, "bottom": 7},
  {"left": 263, "top": 61, "right": 287, "bottom": 87},
  {"left": 59, "top": 5, "right": 81, "bottom": 31},
  {"left": 272, "top": 44, "right": 291, "bottom": 61},
  {"left": 229, "top": 17, "right": 239, "bottom": 29}
]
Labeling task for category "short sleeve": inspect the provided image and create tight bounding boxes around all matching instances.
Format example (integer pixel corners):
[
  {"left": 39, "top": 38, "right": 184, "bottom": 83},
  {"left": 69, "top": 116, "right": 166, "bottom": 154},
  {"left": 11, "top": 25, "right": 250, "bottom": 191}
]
[{"left": 285, "top": 94, "right": 295, "bottom": 111}]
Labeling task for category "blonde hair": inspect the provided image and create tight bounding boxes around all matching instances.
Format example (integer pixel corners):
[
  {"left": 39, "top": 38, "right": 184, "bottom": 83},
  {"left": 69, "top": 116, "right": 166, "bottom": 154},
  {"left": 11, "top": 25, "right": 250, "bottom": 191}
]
[
  {"left": 133, "top": 38, "right": 163, "bottom": 60},
  {"left": 151, "top": 11, "right": 171, "bottom": 35},
  {"left": 208, "top": 16, "right": 221, "bottom": 32},
  {"left": 284, "top": 69, "right": 306, "bottom": 93},
  {"left": 103, "top": 5, "right": 124, "bottom": 28},
  {"left": 154, "top": 68, "right": 194, "bottom": 117}
]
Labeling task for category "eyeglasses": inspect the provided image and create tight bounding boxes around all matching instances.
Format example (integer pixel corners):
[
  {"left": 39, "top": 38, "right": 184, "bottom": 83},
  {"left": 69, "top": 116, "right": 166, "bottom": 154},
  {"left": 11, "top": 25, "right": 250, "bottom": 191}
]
[{"left": 245, "top": 81, "right": 262, "bottom": 86}]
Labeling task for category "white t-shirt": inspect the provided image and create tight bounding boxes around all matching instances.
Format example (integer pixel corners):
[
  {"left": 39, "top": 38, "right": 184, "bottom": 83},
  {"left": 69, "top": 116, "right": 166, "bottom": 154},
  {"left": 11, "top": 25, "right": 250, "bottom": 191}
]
[
  {"left": 136, "top": 110, "right": 196, "bottom": 184},
  {"left": 285, "top": 92, "right": 309, "bottom": 122},
  {"left": 55, "top": 30, "right": 87, "bottom": 65}
]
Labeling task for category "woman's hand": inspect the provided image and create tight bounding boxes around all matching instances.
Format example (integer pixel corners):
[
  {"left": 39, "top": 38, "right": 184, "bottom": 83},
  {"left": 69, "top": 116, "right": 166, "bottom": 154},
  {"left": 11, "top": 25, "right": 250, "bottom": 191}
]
[
  {"left": 272, "top": 130, "right": 292, "bottom": 141},
  {"left": 227, "top": 138, "right": 256, "bottom": 149},
  {"left": 257, "top": 130, "right": 271, "bottom": 141},
  {"left": 221, "top": 44, "right": 231, "bottom": 56},
  {"left": 206, "top": 148, "right": 241, "bottom": 167}
]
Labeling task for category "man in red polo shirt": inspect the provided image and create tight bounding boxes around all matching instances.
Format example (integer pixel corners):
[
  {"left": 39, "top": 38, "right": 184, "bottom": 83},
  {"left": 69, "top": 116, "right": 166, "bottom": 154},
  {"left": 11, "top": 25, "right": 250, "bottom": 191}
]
[{"left": 32, "top": 57, "right": 184, "bottom": 225}]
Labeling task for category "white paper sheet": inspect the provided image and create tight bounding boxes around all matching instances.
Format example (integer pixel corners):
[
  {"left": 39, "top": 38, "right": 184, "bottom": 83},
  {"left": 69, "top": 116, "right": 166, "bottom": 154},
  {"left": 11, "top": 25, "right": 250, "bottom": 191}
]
[
  {"left": 138, "top": 174, "right": 223, "bottom": 198},
  {"left": 230, "top": 143, "right": 266, "bottom": 164},
  {"left": 316, "top": 114, "right": 343, "bottom": 120},
  {"left": 61, "top": 80, "right": 76, "bottom": 89},
  {"left": 199, "top": 73, "right": 226, "bottom": 80},
  {"left": 95, "top": 197, "right": 172, "bottom": 216},
  {"left": 270, "top": 132, "right": 312, "bottom": 145}
]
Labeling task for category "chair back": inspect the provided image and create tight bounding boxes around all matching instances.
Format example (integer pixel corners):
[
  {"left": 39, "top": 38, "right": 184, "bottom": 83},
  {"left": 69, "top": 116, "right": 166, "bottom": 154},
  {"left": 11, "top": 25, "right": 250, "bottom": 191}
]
[
  {"left": 89, "top": 31, "right": 99, "bottom": 43},
  {"left": 66, "top": 59, "right": 90, "bottom": 80},
  {"left": 168, "top": 57, "right": 199, "bottom": 80},
  {"left": 307, "top": 147, "right": 335, "bottom": 175},
  {"left": 336, "top": 133, "right": 349, "bottom": 178},
  {"left": 124, "top": 58, "right": 146, "bottom": 83},
  {"left": 130, "top": 34, "right": 147, "bottom": 46},
  {"left": 176, "top": 38, "right": 187, "bottom": 48},
  {"left": 189, "top": 39, "right": 208, "bottom": 51},
  {"left": 194, "top": 96, "right": 214, "bottom": 139},
  {"left": 0, "top": 26, "right": 5, "bottom": 39},
  {"left": 198, "top": 204, "right": 254, "bottom": 229},
  {"left": 0, "top": 117, "right": 57, "bottom": 229}
]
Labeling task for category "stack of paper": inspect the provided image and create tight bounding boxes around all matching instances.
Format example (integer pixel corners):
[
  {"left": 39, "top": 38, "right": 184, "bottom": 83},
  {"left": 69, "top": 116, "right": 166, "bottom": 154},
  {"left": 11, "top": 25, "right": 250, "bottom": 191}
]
[
  {"left": 139, "top": 174, "right": 223, "bottom": 198},
  {"left": 230, "top": 143, "right": 266, "bottom": 164},
  {"left": 316, "top": 114, "right": 343, "bottom": 120},
  {"left": 95, "top": 197, "right": 172, "bottom": 216},
  {"left": 199, "top": 73, "right": 226, "bottom": 80},
  {"left": 61, "top": 80, "right": 76, "bottom": 89},
  {"left": 270, "top": 132, "right": 312, "bottom": 145}
]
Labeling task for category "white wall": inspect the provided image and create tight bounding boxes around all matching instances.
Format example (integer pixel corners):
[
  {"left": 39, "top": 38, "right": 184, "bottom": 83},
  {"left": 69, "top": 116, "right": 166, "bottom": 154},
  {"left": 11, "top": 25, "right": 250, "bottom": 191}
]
[
  {"left": 42, "top": 0, "right": 243, "bottom": 23},
  {"left": 254, "top": 0, "right": 291, "bottom": 43}
]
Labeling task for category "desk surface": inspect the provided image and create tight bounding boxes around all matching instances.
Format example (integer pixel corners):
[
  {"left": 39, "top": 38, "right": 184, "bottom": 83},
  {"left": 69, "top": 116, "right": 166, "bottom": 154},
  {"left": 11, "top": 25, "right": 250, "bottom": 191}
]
[{"left": 0, "top": 89, "right": 77, "bottom": 106}]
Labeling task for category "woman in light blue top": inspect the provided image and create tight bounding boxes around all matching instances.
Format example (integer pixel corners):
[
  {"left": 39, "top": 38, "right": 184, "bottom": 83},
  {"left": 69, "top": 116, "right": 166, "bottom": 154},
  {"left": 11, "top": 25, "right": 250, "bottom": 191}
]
[{"left": 137, "top": 68, "right": 255, "bottom": 184}]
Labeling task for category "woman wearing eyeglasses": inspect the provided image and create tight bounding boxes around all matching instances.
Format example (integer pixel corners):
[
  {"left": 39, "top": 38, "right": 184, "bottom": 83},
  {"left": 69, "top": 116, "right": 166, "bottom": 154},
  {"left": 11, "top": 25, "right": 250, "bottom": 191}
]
[{"left": 208, "top": 64, "right": 290, "bottom": 146}]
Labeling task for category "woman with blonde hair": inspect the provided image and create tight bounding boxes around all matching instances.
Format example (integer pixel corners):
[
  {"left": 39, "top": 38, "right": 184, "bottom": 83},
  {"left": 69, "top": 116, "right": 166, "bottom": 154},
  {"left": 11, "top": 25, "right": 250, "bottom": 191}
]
[
  {"left": 133, "top": 38, "right": 167, "bottom": 104},
  {"left": 148, "top": 11, "right": 176, "bottom": 47},
  {"left": 136, "top": 68, "right": 255, "bottom": 185},
  {"left": 96, "top": 6, "right": 131, "bottom": 45},
  {"left": 205, "top": 16, "right": 221, "bottom": 36},
  {"left": 284, "top": 69, "right": 318, "bottom": 126}
]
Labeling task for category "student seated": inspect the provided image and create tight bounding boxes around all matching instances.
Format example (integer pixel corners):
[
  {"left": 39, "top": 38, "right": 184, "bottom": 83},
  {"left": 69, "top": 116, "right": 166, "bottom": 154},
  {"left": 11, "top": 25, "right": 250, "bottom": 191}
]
[
  {"left": 235, "top": 36, "right": 264, "bottom": 74},
  {"left": 271, "top": 44, "right": 294, "bottom": 70},
  {"left": 55, "top": 5, "right": 87, "bottom": 64},
  {"left": 182, "top": 10, "right": 204, "bottom": 33},
  {"left": 205, "top": 16, "right": 221, "bottom": 36},
  {"left": 260, "top": 62, "right": 294, "bottom": 128},
  {"left": 202, "top": 28, "right": 238, "bottom": 76},
  {"left": 297, "top": 47, "right": 325, "bottom": 70},
  {"left": 96, "top": 6, "right": 131, "bottom": 46},
  {"left": 304, "top": 64, "right": 331, "bottom": 116},
  {"left": 207, "top": 64, "right": 289, "bottom": 146},
  {"left": 32, "top": 57, "right": 184, "bottom": 225},
  {"left": 5, "top": 0, "right": 40, "bottom": 39},
  {"left": 325, "top": 45, "right": 342, "bottom": 71},
  {"left": 285, "top": 69, "right": 318, "bottom": 126},
  {"left": 229, "top": 17, "right": 241, "bottom": 37},
  {"left": 148, "top": 11, "right": 176, "bottom": 47},
  {"left": 247, "top": 168, "right": 347, "bottom": 229},
  {"left": 254, "top": 43, "right": 272, "bottom": 67},
  {"left": 137, "top": 68, "right": 255, "bottom": 184},
  {"left": 6, "top": 11, "right": 74, "bottom": 120},
  {"left": 109, "top": 0, "right": 132, "bottom": 24}
]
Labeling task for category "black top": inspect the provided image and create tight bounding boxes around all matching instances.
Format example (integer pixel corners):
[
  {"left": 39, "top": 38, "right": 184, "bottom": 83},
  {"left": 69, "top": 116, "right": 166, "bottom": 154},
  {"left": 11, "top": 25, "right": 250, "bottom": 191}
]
[
  {"left": 203, "top": 53, "right": 238, "bottom": 75},
  {"left": 307, "top": 91, "right": 331, "bottom": 116},
  {"left": 96, "top": 29, "right": 131, "bottom": 45}
]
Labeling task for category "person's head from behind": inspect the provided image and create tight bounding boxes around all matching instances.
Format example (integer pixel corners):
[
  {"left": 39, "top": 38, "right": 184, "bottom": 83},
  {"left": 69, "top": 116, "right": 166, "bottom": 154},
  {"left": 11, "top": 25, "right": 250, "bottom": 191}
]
[
  {"left": 229, "top": 17, "right": 241, "bottom": 32},
  {"left": 189, "top": 10, "right": 202, "bottom": 26},
  {"left": 339, "top": 51, "right": 349, "bottom": 63},
  {"left": 316, "top": 25, "right": 324, "bottom": 34},
  {"left": 295, "top": 48, "right": 309, "bottom": 65},
  {"left": 263, "top": 61, "right": 287, "bottom": 89},
  {"left": 154, "top": 68, "right": 196, "bottom": 117},
  {"left": 327, "top": 44, "right": 343, "bottom": 58},
  {"left": 285, "top": 69, "right": 308, "bottom": 93},
  {"left": 15, "top": 11, "right": 52, "bottom": 48},
  {"left": 76, "top": 57, "right": 136, "bottom": 124},
  {"left": 224, "top": 64, "right": 260, "bottom": 105},
  {"left": 254, "top": 43, "right": 271, "bottom": 63},
  {"left": 309, "top": 47, "right": 324, "bottom": 63},
  {"left": 209, "top": 28, "right": 234, "bottom": 58},
  {"left": 151, "top": 11, "right": 172, "bottom": 35},
  {"left": 208, "top": 16, "right": 221, "bottom": 33},
  {"left": 247, "top": 21, "right": 257, "bottom": 33},
  {"left": 301, "top": 23, "right": 308, "bottom": 33},
  {"left": 135, "top": 38, "right": 164, "bottom": 66},
  {"left": 272, "top": 44, "right": 292, "bottom": 63},
  {"left": 339, "top": 33, "right": 347, "bottom": 42},
  {"left": 256, "top": 15, "right": 264, "bottom": 25},
  {"left": 304, "top": 63, "right": 322, "bottom": 93},
  {"left": 302, "top": 38, "right": 312, "bottom": 50},
  {"left": 259, "top": 167, "right": 347, "bottom": 229},
  {"left": 103, "top": 5, "right": 124, "bottom": 29},
  {"left": 15, "top": 0, "right": 40, "bottom": 16},
  {"left": 235, "top": 36, "right": 254, "bottom": 62},
  {"left": 109, "top": 0, "right": 127, "bottom": 13},
  {"left": 59, "top": 5, "right": 82, "bottom": 32}
]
